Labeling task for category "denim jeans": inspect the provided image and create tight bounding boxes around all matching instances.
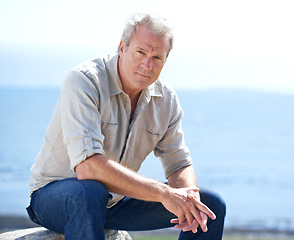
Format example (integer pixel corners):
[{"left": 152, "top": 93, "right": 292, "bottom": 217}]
[{"left": 27, "top": 178, "right": 226, "bottom": 240}]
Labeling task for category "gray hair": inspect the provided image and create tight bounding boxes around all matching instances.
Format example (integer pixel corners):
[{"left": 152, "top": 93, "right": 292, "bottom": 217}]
[{"left": 120, "top": 13, "right": 174, "bottom": 56}]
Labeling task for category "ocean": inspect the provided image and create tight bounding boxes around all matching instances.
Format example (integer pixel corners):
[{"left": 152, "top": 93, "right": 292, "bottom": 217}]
[{"left": 0, "top": 87, "right": 293, "bottom": 232}]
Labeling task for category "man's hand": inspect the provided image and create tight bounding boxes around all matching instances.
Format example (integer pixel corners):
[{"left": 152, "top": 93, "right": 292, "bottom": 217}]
[
  {"left": 166, "top": 165, "right": 216, "bottom": 233},
  {"left": 162, "top": 187, "right": 216, "bottom": 233},
  {"left": 170, "top": 211, "right": 208, "bottom": 233}
]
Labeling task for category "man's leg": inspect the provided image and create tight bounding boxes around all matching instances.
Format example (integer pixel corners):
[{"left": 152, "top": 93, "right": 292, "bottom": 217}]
[
  {"left": 105, "top": 196, "right": 175, "bottom": 231},
  {"left": 105, "top": 188, "right": 226, "bottom": 240},
  {"left": 27, "top": 178, "right": 109, "bottom": 240},
  {"left": 27, "top": 179, "right": 225, "bottom": 240}
]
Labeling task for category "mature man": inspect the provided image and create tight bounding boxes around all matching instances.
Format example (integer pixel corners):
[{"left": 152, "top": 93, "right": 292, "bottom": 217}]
[{"left": 27, "top": 13, "right": 226, "bottom": 239}]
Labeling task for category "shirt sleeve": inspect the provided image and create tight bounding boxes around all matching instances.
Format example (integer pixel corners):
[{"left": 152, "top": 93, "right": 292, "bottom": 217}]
[
  {"left": 154, "top": 92, "right": 193, "bottom": 179},
  {"left": 59, "top": 69, "right": 105, "bottom": 170}
]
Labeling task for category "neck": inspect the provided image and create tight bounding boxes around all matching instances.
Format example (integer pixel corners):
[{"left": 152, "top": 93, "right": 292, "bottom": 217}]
[
  {"left": 128, "top": 90, "right": 141, "bottom": 103},
  {"left": 129, "top": 91, "right": 141, "bottom": 123}
]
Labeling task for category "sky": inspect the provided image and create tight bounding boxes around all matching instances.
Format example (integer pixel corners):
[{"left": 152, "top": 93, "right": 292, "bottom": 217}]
[{"left": 0, "top": 0, "right": 293, "bottom": 93}]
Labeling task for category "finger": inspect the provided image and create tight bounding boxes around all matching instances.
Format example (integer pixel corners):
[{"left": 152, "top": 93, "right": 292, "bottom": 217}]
[
  {"left": 188, "top": 202, "right": 203, "bottom": 226},
  {"left": 170, "top": 218, "right": 179, "bottom": 224},
  {"left": 185, "top": 191, "right": 211, "bottom": 214},
  {"left": 193, "top": 200, "right": 216, "bottom": 220},
  {"left": 183, "top": 219, "right": 199, "bottom": 233},
  {"left": 200, "top": 211, "right": 208, "bottom": 232},
  {"left": 187, "top": 191, "right": 196, "bottom": 199},
  {"left": 173, "top": 217, "right": 200, "bottom": 233},
  {"left": 199, "top": 205, "right": 216, "bottom": 220},
  {"left": 173, "top": 219, "right": 190, "bottom": 230},
  {"left": 178, "top": 215, "right": 186, "bottom": 225},
  {"left": 171, "top": 218, "right": 190, "bottom": 229},
  {"left": 187, "top": 188, "right": 199, "bottom": 194},
  {"left": 185, "top": 212, "right": 194, "bottom": 226}
]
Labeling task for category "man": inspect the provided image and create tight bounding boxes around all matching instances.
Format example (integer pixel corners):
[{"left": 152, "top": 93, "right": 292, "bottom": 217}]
[{"left": 27, "top": 13, "right": 226, "bottom": 239}]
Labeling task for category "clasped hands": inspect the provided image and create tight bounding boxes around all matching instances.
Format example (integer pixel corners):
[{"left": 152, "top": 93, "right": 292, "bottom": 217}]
[{"left": 170, "top": 188, "right": 216, "bottom": 234}]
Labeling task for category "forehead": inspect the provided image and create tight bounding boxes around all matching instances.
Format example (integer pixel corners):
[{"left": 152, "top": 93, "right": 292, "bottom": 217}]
[{"left": 130, "top": 25, "right": 170, "bottom": 56}]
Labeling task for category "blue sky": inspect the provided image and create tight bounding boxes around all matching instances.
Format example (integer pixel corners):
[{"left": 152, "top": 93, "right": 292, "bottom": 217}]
[{"left": 0, "top": 0, "right": 293, "bottom": 93}]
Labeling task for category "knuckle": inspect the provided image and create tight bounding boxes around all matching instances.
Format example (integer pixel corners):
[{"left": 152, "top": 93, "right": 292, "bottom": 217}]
[{"left": 187, "top": 201, "right": 194, "bottom": 208}]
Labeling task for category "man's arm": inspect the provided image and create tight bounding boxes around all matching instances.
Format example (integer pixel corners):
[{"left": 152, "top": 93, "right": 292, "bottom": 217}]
[
  {"left": 75, "top": 154, "right": 215, "bottom": 232},
  {"left": 76, "top": 153, "right": 170, "bottom": 202},
  {"left": 168, "top": 165, "right": 197, "bottom": 188}
]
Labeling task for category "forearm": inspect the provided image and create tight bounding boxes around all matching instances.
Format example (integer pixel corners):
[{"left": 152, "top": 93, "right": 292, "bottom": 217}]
[
  {"left": 75, "top": 154, "right": 170, "bottom": 203},
  {"left": 168, "top": 165, "right": 200, "bottom": 199},
  {"left": 168, "top": 165, "right": 197, "bottom": 187}
]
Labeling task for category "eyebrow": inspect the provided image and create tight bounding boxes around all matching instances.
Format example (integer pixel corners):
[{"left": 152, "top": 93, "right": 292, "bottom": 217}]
[{"left": 137, "top": 45, "right": 166, "bottom": 59}]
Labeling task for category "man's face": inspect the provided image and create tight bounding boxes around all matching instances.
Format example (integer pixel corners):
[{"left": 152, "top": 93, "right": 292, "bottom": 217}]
[{"left": 118, "top": 24, "right": 171, "bottom": 96}]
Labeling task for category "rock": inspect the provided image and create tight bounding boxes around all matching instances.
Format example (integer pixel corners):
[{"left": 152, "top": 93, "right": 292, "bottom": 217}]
[
  {"left": 105, "top": 229, "right": 132, "bottom": 240},
  {"left": 0, "top": 227, "right": 132, "bottom": 240},
  {"left": 0, "top": 227, "right": 63, "bottom": 240}
]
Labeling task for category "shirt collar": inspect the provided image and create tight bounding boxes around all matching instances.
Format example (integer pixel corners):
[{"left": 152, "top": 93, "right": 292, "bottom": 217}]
[
  {"left": 106, "top": 54, "right": 123, "bottom": 96},
  {"left": 143, "top": 81, "right": 163, "bottom": 100}
]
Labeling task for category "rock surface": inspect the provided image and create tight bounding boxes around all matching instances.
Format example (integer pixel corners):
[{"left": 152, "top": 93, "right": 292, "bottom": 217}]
[{"left": 0, "top": 227, "right": 132, "bottom": 240}]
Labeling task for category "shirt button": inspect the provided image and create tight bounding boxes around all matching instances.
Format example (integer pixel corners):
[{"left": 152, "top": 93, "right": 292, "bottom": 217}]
[{"left": 84, "top": 129, "right": 89, "bottom": 133}]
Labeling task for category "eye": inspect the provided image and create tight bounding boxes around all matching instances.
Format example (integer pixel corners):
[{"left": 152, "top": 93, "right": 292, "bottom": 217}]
[
  {"left": 153, "top": 56, "right": 163, "bottom": 61},
  {"left": 137, "top": 50, "right": 145, "bottom": 55}
]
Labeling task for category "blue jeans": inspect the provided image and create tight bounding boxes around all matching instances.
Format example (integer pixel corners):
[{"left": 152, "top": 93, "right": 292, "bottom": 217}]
[{"left": 27, "top": 178, "right": 226, "bottom": 240}]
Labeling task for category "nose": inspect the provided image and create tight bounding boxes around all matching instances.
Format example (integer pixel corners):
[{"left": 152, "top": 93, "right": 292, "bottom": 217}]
[{"left": 142, "top": 57, "right": 152, "bottom": 70}]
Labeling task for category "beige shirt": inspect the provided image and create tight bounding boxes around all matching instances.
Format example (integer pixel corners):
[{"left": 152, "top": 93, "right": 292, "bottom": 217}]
[{"left": 29, "top": 54, "right": 192, "bottom": 206}]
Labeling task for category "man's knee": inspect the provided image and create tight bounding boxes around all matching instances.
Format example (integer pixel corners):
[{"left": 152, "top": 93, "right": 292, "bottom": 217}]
[
  {"left": 67, "top": 179, "right": 109, "bottom": 209},
  {"left": 200, "top": 188, "right": 226, "bottom": 218},
  {"left": 214, "top": 192, "right": 226, "bottom": 218},
  {"left": 29, "top": 179, "right": 109, "bottom": 233}
]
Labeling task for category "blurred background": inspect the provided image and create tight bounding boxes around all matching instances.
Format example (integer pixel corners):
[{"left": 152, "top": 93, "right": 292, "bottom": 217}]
[{"left": 0, "top": 0, "right": 293, "bottom": 235}]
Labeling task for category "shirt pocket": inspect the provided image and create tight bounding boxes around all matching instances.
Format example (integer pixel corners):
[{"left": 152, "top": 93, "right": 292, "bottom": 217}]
[
  {"left": 125, "top": 126, "right": 164, "bottom": 171},
  {"left": 141, "top": 127, "right": 164, "bottom": 154},
  {"left": 144, "top": 128, "right": 164, "bottom": 142},
  {"left": 101, "top": 120, "right": 119, "bottom": 153}
]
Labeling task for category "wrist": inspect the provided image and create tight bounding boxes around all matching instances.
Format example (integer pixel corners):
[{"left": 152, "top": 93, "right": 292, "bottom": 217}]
[{"left": 158, "top": 183, "right": 173, "bottom": 203}]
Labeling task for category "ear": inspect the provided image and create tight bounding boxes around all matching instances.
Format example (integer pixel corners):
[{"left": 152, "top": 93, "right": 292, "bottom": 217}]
[{"left": 118, "top": 41, "right": 125, "bottom": 56}]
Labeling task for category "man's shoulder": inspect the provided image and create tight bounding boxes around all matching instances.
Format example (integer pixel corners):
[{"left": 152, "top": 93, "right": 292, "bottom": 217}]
[
  {"left": 154, "top": 78, "right": 178, "bottom": 99},
  {"left": 72, "top": 54, "right": 117, "bottom": 81}
]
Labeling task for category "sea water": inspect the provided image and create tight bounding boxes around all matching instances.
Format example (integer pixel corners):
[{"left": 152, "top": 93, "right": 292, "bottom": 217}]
[{"left": 0, "top": 88, "right": 293, "bottom": 231}]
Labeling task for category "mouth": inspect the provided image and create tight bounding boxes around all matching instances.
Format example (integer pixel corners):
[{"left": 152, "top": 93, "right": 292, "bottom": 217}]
[{"left": 136, "top": 72, "right": 150, "bottom": 78}]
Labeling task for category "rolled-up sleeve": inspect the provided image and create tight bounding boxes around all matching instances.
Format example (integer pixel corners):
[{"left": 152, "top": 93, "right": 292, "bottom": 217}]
[
  {"left": 60, "top": 70, "right": 105, "bottom": 170},
  {"left": 154, "top": 93, "right": 192, "bottom": 179}
]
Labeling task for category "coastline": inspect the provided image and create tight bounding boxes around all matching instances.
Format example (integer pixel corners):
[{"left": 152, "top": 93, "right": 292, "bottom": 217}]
[
  {"left": 1, "top": 215, "right": 294, "bottom": 238},
  {"left": 1, "top": 88, "right": 294, "bottom": 239}
]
